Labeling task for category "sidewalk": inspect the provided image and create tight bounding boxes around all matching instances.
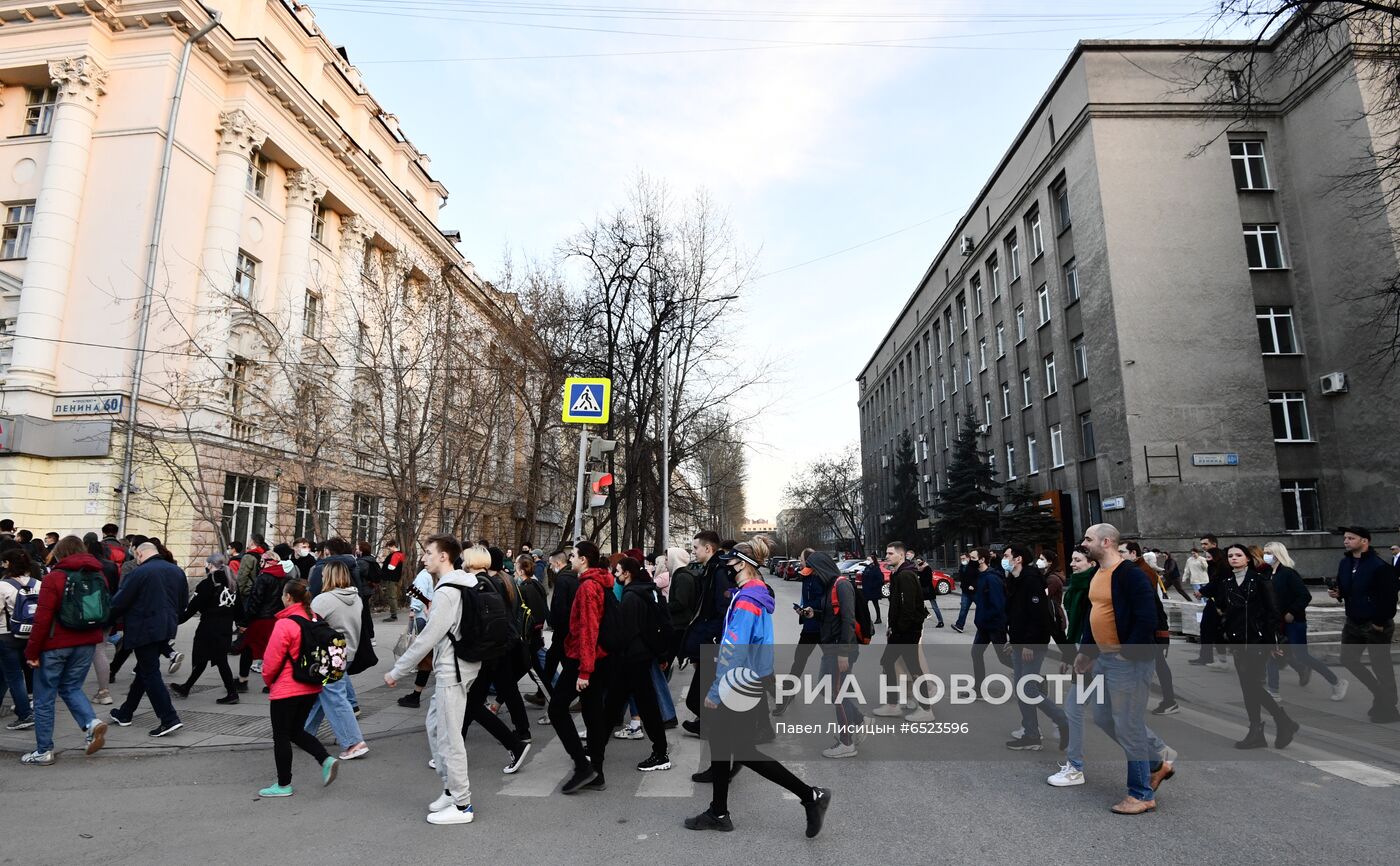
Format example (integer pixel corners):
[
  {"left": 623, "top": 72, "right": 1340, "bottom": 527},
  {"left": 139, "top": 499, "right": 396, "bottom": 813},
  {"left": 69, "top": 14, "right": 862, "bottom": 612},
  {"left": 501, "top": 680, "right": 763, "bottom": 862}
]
[{"left": 0, "top": 616, "right": 432, "bottom": 758}]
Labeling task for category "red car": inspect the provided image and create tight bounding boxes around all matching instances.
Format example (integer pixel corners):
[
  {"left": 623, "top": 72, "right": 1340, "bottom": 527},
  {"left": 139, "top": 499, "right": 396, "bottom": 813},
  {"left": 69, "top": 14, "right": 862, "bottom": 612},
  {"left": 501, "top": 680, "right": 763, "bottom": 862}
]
[{"left": 928, "top": 569, "right": 954, "bottom": 595}]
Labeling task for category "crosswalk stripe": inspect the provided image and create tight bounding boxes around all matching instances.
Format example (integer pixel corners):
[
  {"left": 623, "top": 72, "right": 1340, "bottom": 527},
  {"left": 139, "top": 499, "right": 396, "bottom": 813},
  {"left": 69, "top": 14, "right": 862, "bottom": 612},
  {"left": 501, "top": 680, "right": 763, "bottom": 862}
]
[
  {"left": 637, "top": 734, "right": 699, "bottom": 797},
  {"left": 1302, "top": 760, "right": 1400, "bottom": 787},
  {"left": 499, "top": 739, "right": 570, "bottom": 797}
]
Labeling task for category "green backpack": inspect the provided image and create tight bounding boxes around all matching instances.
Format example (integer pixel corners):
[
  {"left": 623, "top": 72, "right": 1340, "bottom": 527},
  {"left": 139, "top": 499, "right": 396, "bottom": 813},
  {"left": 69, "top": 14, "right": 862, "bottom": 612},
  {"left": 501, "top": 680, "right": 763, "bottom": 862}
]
[{"left": 57, "top": 569, "right": 111, "bottom": 630}]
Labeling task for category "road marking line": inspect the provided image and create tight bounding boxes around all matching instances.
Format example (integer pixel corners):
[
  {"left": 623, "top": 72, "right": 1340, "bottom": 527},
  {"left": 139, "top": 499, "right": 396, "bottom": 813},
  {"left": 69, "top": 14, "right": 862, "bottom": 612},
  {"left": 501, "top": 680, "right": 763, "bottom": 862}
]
[
  {"left": 1302, "top": 760, "right": 1400, "bottom": 787},
  {"left": 637, "top": 734, "right": 696, "bottom": 797},
  {"left": 498, "top": 739, "right": 570, "bottom": 797}
]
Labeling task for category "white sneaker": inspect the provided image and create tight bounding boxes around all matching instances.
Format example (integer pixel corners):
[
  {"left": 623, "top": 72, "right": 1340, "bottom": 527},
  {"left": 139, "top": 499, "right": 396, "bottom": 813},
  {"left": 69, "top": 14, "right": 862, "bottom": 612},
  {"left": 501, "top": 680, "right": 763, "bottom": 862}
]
[
  {"left": 613, "top": 722, "right": 644, "bottom": 739},
  {"left": 250, "top": 660, "right": 263, "bottom": 674},
  {"left": 1207, "top": 660, "right": 1231, "bottom": 671},
  {"left": 1047, "top": 762, "right": 1084, "bottom": 787},
  {"left": 339, "top": 743, "right": 370, "bottom": 760},
  {"left": 1331, "top": 679, "right": 1350, "bottom": 702},
  {"left": 821, "top": 741, "right": 858, "bottom": 759},
  {"left": 537, "top": 715, "right": 551, "bottom": 727},
  {"left": 1265, "top": 688, "right": 1282, "bottom": 704},
  {"left": 428, "top": 792, "right": 455, "bottom": 812},
  {"left": 905, "top": 708, "right": 936, "bottom": 722},
  {"left": 426, "top": 804, "right": 474, "bottom": 825},
  {"left": 1010, "top": 726, "right": 1025, "bottom": 739},
  {"left": 167, "top": 651, "right": 185, "bottom": 675},
  {"left": 872, "top": 704, "right": 905, "bottom": 717},
  {"left": 20, "top": 750, "right": 55, "bottom": 766},
  {"left": 428, "top": 758, "right": 437, "bottom": 770}
]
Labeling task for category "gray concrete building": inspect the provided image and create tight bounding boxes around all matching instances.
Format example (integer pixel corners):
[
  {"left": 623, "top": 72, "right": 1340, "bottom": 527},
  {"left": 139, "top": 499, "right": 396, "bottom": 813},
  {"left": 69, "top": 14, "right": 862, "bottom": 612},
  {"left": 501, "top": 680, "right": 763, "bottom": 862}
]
[{"left": 857, "top": 23, "right": 1400, "bottom": 574}]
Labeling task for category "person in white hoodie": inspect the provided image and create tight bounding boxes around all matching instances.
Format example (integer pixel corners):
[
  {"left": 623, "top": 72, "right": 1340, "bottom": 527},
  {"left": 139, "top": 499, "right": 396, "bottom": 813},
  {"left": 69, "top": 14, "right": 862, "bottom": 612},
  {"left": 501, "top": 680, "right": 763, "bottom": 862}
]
[
  {"left": 385, "top": 536, "right": 530, "bottom": 826},
  {"left": 305, "top": 561, "right": 368, "bottom": 760}
]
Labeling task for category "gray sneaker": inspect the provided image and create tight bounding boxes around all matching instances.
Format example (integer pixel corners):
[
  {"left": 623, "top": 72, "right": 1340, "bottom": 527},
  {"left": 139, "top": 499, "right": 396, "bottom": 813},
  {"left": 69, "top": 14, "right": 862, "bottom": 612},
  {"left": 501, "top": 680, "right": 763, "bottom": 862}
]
[
  {"left": 20, "top": 750, "right": 54, "bottom": 766},
  {"left": 5, "top": 716, "right": 35, "bottom": 731}
]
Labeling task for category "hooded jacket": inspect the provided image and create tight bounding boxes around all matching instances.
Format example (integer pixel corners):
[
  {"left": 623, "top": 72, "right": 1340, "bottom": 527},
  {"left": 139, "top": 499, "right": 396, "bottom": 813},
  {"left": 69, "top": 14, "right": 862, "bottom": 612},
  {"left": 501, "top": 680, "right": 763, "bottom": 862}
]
[
  {"left": 972, "top": 563, "right": 1007, "bottom": 633},
  {"left": 564, "top": 566, "right": 615, "bottom": 679},
  {"left": 261, "top": 605, "right": 323, "bottom": 700},
  {"left": 887, "top": 560, "right": 927, "bottom": 633},
  {"left": 311, "top": 586, "right": 363, "bottom": 661},
  {"left": 707, "top": 579, "right": 776, "bottom": 705},
  {"left": 180, "top": 568, "right": 238, "bottom": 630},
  {"left": 808, "top": 552, "right": 856, "bottom": 652},
  {"left": 682, "top": 556, "right": 737, "bottom": 660},
  {"left": 308, "top": 553, "right": 367, "bottom": 599},
  {"left": 548, "top": 568, "right": 579, "bottom": 640},
  {"left": 109, "top": 555, "right": 189, "bottom": 648},
  {"left": 619, "top": 574, "right": 673, "bottom": 662},
  {"left": 25, "top": 552, "right": 106, "bottom": 661},
  {"left": 389, "top": 570, "right": 479, "bottom": 687},
  {"left": 245, "top": 559, "right": 290, "bottom": 622}
]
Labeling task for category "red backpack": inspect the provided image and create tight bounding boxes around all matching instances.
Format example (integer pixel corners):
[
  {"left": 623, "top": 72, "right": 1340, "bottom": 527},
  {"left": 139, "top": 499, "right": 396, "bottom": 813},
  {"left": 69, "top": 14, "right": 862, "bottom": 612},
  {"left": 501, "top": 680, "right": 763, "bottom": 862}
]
[
  {"left": 103, "top": 540, "right": 126, "bottom": 565},
  {"left": 830, "top": 576, "right": 873, "bottom": 645}
]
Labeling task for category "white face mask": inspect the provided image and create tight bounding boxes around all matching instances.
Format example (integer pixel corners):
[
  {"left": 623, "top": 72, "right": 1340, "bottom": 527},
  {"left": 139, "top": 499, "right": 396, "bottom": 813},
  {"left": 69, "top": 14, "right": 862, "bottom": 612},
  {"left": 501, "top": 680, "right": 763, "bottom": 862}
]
[
  {"left": 1001, "top": 558, "right": 1013, "bottom": 572},
  {"left": 1263, "top": 553, "right": 1277, "bottom": 565},
  {"left": 959, "top": 558, "right": 968, "bottom": 566},
  {"left": 1035, "top": 558, "right": 1048, "bottom": 570}
]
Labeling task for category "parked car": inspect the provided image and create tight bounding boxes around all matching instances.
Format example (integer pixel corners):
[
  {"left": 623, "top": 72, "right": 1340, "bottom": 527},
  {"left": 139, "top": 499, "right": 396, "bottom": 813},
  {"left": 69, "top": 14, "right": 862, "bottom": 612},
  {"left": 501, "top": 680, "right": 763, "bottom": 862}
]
[
  {"left": 781, "top": 560, "right": 802, "bottom": 581},
  {"left": 928, "top": 569, "right": 954, "bottom": 595}
]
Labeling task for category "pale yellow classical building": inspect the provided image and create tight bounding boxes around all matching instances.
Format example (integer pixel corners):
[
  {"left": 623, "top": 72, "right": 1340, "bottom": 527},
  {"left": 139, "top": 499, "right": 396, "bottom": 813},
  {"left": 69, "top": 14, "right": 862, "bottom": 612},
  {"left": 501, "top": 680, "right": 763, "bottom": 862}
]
[{"left": 0, "top": 0, "right": 546, "bottom": 559}]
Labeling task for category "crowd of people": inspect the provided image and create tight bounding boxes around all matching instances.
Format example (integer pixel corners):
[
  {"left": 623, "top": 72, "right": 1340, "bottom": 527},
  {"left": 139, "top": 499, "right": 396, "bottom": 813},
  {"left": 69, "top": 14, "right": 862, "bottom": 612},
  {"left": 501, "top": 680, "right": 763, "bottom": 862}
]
[{"left": 0, "top": 515, "right": 1395, "bottom": 827}]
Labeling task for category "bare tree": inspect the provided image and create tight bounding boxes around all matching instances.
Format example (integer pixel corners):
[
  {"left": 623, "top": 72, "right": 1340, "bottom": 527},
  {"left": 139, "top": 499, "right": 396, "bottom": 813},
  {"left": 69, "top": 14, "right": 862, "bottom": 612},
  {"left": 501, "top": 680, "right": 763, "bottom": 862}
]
[{"left": 783, "top": 444, "right": 866, "bottom": 554}]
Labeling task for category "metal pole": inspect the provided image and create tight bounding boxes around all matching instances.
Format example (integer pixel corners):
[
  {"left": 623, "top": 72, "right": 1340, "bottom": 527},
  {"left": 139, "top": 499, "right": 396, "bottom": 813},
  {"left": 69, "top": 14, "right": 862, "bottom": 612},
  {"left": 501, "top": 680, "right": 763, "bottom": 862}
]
[
  {"left": 118, "top": 7, "right": 222, "bottom": 534},
  {"left": 661, "top": 353, "right": 670, "bottom": 553},
  {"left": 572, "top": 425, "right": 589, "bottom": 544}
]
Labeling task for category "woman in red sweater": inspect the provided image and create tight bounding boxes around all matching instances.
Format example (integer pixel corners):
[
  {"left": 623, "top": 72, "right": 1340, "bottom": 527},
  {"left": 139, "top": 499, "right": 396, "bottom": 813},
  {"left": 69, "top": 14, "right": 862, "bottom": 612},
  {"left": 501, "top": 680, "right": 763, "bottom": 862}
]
[{"left": 259, "top": 579, "right": 337, "bottom": 797}]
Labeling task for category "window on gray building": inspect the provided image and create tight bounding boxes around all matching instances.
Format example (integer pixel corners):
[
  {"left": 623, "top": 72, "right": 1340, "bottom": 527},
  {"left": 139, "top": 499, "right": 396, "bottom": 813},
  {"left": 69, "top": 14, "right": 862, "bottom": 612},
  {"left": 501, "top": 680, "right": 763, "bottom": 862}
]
[
  {"left": 934, "top": 322, "right": 942, "bottom": 358},
  {"left": 1085, "top": 490, "right": 1103, "bottom": 526},
  {"left": 1080, "top": 412, "right": 1095, "bottom": 456},
  {"left": 988, "top": 255, "right": 1001, "bottom": 299},
  {"left": 979, "top": 338, "right": 988, "bottom": 371},
  {"left": 1015, "top": 305, "right": 1026, "bottom": 342},
  {"left": 1269, "top": 391, "right": 1312, "bottom": 441},
  {"left": 1051, "top": 177, "right": 1071, "bottom": 230},
  {"left": 972, "top": 274, "right": 984, "bottom": 316},
  {"left": 1244, "top": 224, "right": 1286, "bottom": 269},
  {"left": 1001, "top": 382, "right": 1012, "bottom": 417},
  {"left": 1064, "top": 257, "right": 1080, "bottom": 303},
  {"left": 1280, "top": 479, "right": 1321, "bottom": 531},
  {"left": 1256, "top": 306, "right": 1300, "bottom": 354},
  {"left": 1037, "top": 284, "right": 1051, "bottom": 325},
  {"left": 1, "top": 202, "right": 35, "bottom": 260},
  {"left": 1230, "top": 140, "right": 1270, "bottom": 190},
  {"left": 21, "top": 87, "right": 57, "bottom": 136},
  {"left": 1029, "top": 206, "right": 1044, "bottom": 259},
  {"left": 1021, "top": 369, "right": 1033, "bottom": 407},
  {"left": 959, "top": 293, "right": 969, "bottom": 331},
  {"left": 1027, "top": 433, "right": 1040, "bottom": 474},
  {"left": 1050, "top": 424, "right": 1065, "bottom": 468},
  {"left": 1006, "top": 442, "right": 1017, "bottom": 479},
  {"left": 1044, "top": 354, "right": 1058, "bottom": 395},
  {"left": 939, "top": 374, "right": 946, "bottom": 402},
  {"left": 983, "top": 393, "right": 993, "bottom": 424},
  {"left": 1007, "top": 231, "right": 1021, "bottom": 281},
  {"left": 964, "top": 353, "right": 972, "bottom": 384},
  {"left": 1072, "top": 335, "right": 1088, "bottom": 381},
  {"left": 996, "top": 323, "right": 1006, "bottom": 357}
]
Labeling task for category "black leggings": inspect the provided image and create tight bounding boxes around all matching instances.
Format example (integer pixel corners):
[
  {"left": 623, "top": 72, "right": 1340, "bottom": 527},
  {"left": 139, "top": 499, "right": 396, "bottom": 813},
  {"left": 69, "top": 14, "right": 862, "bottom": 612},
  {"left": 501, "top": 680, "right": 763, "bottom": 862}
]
[
  {"left": 270, "top": 693, "right": 329, "bottom": 786},
  {"left": 487, "top": 650, "right": 531, "bottom": 735},
  {"left": 461, "top": 660, "right": 528, "bottom": 749},
  {"left": 786, "top": 632, "right": 820, "bottom": 679},
  {"left": 709, "top": 750, "right": 813, "bottom": 816},
  {"left": 1236, "top": 645, "right": 1286, "bottom": 727},
  {"left": 1154, "top": 642, "right": 1176, "bottom": 704},
  {"left": 549, "top": 658, "right": 613, "bottom": 772},
  {"left": 603, "top": 659, "right": 667, "bottom": 754},
  {"left": 182, "top": 653, "right": 236, "bottom": 694}
]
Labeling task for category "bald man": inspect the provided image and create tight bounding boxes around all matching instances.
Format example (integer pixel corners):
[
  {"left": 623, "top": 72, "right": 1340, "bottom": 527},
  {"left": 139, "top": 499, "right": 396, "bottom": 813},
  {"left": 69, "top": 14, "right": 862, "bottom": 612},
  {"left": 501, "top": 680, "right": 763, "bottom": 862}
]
[{"left": 108, "top": 541, "right": 188, "bottom": 737}]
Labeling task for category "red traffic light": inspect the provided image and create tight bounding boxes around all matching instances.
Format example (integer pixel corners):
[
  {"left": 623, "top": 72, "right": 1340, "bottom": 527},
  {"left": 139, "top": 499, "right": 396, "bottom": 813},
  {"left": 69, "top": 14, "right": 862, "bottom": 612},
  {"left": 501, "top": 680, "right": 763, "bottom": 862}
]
[{"left": 590, "top": 472, "right": 614, "bottom": 494}]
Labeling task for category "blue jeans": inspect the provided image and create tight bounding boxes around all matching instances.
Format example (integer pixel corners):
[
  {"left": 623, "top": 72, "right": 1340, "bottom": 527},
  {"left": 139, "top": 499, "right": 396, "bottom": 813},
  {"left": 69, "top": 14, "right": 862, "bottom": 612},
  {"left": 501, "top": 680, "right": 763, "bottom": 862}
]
[
  {"left": 954, "top": 592, "right": 974, "bottom": 629},
  {"left": 305, "top": 675, "right": 363, "bottom": 750},
  {"left": 0, "top": 639, "right": 32, "bottom": 719},
  {"left": 820, "top": 651, "right": 863, "bottom": 744},
  {"left": 1077, "top": 653, "right": 1161, "bottom": 801},
  {"left": 1012, "top": 648, "right": 1067, "bottom": 738},
  {"left": 1267, "top": 621, "right": 1337, "bottom": 690},
  {"left": 34, "top": 644, "right": 98, "bottom": 753},
  {"left": 629, "top": 662, "right": 676, "bottom": 721}
]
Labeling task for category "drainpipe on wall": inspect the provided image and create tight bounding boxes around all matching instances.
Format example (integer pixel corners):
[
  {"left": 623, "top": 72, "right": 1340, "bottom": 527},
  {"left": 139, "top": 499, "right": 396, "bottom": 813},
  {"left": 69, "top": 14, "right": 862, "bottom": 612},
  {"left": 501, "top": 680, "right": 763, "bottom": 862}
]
[{"left": 117, "top": 5, "right": 222, "bottom": 535}]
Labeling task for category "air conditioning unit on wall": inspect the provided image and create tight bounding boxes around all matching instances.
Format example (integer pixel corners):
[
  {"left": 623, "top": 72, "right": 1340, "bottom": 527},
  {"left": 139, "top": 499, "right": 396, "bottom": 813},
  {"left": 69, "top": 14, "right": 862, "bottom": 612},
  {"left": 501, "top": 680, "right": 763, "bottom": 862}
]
[
  {"left": 1320, "top": 372, "right": 1348, "bottom": 395},
  {"left": 960, "top": 235, "right": 975, "bottom": 256}
]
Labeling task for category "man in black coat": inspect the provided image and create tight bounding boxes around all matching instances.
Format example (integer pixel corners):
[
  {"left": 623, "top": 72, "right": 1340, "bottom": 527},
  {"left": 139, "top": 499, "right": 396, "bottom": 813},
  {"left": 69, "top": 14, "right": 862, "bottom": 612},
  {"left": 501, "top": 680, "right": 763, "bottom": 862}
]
[
  {"left": 544, "top": 549, "right": 578, "bottom": 689},
  {"left": 1003, "top": 545, "right": 1069, "bottom": 751},
  {"left": 109, "top": 543, "right": 188, "bottom": 736}
]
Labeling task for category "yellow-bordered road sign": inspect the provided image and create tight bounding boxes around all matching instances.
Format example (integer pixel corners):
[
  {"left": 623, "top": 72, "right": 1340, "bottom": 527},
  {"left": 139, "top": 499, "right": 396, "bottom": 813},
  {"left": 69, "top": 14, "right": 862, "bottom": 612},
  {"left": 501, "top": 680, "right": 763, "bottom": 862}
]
[{"left": 562, "top": 377, "right": 611, "bottom": 424}]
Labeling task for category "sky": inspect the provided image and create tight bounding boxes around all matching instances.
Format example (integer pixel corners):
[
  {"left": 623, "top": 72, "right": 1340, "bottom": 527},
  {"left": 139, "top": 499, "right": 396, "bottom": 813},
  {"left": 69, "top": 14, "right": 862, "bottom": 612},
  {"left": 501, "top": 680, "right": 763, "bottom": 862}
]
[{"left": 307, "top": 0, "right": 1239, "bottom": 520}]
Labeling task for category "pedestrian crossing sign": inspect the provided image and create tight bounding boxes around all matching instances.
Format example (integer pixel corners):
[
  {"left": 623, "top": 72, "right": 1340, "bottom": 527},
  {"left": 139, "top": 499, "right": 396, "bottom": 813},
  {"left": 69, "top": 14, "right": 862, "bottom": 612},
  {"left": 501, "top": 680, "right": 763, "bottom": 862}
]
[{"left": 562, "top": 377, "right": 611, "bottom": 424}]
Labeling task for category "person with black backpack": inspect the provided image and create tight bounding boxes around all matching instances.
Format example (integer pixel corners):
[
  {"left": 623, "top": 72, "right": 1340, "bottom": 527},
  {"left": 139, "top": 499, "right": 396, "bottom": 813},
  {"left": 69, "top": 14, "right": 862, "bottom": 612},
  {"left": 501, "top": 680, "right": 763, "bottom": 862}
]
[
  {"left": 515, "top": 553, "right": 551, "bottom": 707},
  {"left": 549, "top": 540, "right": 618, "bottom": 795},
  {"left": 21, "top": 535, "right": 109, "bottom": 765},
  {"left": 258, "top": 578, "right": 339, "bottom": 798},
  {"left": 384, "top": 536, "right": 529, "bottom": 825},
  {"left": 0, "top": 548, "right": 40, "bottom": 730},
  {"left": 469, "top": 547, "right": 530, "bottom": 741},
  {"left": 603, "top": 557, "right": 674, "bottom": 772},
  {"left": 170, "top": 552, "right": 240, "bottom": 705}
]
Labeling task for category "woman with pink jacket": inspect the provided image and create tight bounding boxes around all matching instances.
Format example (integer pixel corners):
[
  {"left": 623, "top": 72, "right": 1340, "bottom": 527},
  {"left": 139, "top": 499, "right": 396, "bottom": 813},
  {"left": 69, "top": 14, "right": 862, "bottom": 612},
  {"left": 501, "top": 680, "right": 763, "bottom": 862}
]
[{"left": 258, "top": 579, "right": 338, "bottom": 797}]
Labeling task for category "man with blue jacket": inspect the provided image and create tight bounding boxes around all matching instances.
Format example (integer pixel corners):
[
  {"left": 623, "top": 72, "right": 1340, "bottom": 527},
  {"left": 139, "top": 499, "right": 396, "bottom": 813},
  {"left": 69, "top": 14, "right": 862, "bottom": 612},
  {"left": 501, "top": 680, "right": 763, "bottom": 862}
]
[
  {"left": 774, "top": 549, "right": 823, "bottom": 717},
  {"left": 970, "top": 548, "right": 1009, "bottom": 696},
  {"left": 1330, "top": 526, "right": 1399, "bottom": 724},
  {"left": 108, "top": 543, "right": 188, "bottom": 737},
  {"left": 1065, "top": 524, "right": 1176, "bottom": 815}
]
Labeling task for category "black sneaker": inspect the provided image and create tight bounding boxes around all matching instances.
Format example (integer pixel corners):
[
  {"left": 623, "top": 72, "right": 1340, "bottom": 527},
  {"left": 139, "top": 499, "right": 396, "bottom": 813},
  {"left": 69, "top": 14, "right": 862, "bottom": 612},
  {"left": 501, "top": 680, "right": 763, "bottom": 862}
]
[
  {"left": 804, "top": 787, "right": 832, "bottom": 838},
  {"left": 525, "top": 690, "right": 547, "bottom": 707},
  {"left": 1298, "top": 667, "right": 1312, "bottom": 687},
  {"left": 1151, "top": 701, "right": 1181, "bottom": 716},
  {"left": 1187, "top": 658, "right": 1210, "bottom": 666},
  {"left": 109, "top": 711, "right": 133, "bottom": 727},
  {"left": 681, "top": 719, "right": 701, "bottom": 738},
  {"left": 560, "top": 766, "right": 598, "bottom": 795},
  {"left": 662, "top": 717, "right": 679, "bottom": 729},
  {"left": 513, "top": 729, "right": 532, "bottom": 744},
  {"left": 771, "top": 699, "right": 790, "bottom": 717},
  {"left": 5, "top": 716, "right": 35, "bottom": 731},
  {"left": 382, "top": 614, "right": 398, "bottom": 623},
  {"left": 352, "top": 706, "right": 361, "bottom": 718},
  {"left": 170, "top": 683, "right": 190, "bottom": 699},
  {"left": 503, "top": 742, "right": 532, "bottom": 774},
  {"left": 935, "top": 622, "right": 945, "bottom": 628},
  {"left": 235, "top": 680, "right": 249, "bottom": 693},
  {"left": 216, "top": 694, "right": 240, "bottom": 705},
  {"left": 150, "top": 720, "right": 184, "bottom": 738},
  {"left": 398, "top": 691, "right": 422, "bottom": 709},
  {"left": 637, "top": 752, "right": 671, "bottom": 772},
  {"left": 583, "top": 771, "right": 606, "bottom": 791},
  {"left": 951, "top": 624, "right": 965, "bottom": 634},
  {"left": 1005, "top": 735, "right": 1043, "bottom": 751},
  {"left": 684, "top": 810, "right": 734, "bottom": 832}
]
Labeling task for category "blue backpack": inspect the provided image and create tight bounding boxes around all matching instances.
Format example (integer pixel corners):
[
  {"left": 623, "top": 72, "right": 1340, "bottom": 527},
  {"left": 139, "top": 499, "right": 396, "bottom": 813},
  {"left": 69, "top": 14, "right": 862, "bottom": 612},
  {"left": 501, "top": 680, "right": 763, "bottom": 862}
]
[{"left": 4, "top": 577, "right": 40, "bottom": 639}]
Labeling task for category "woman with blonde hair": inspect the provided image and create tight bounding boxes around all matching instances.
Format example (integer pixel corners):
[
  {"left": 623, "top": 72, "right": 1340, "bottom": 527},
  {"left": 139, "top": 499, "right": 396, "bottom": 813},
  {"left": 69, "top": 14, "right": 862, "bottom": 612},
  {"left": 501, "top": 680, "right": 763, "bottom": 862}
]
[
  {"left": 304, "top": 560, "right": 369, "bottom": 760},
  {"left": 1263, "top": 541, "right": 1347, "bottom": 702}
]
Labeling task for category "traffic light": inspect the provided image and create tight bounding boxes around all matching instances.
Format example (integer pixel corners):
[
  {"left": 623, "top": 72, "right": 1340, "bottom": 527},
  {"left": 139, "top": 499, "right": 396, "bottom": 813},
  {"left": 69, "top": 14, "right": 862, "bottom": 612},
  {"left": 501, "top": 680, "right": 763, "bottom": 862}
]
[
  {"left": 588, "top": 471, "right": 614, "bottom": 509},
  {"left": 587, "top": 437, "right": 617, "bottom": 462}
]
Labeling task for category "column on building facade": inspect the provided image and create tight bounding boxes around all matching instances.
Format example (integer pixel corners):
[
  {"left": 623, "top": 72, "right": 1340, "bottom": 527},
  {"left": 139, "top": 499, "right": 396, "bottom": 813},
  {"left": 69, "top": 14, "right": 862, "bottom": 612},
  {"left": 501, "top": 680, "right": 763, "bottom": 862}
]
[
  {"left": 278, "top": 168, "right": 326, "bottom": 358},
  {"left": 333, "top": 213, "right": 373, "bottom": 400},
  {"left": 194, "top": 109, "right": 265, "bottom": 393},
  {"left": 8, "top": 57, "right": 108, "bottom": 390}
]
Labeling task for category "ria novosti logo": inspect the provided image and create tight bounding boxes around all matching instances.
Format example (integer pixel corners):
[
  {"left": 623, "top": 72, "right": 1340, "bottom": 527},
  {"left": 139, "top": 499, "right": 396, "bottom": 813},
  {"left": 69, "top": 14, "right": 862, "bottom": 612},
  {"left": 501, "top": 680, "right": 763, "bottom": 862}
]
[{"left": 717, "top": 667, "right": 767, "bottom": 712}]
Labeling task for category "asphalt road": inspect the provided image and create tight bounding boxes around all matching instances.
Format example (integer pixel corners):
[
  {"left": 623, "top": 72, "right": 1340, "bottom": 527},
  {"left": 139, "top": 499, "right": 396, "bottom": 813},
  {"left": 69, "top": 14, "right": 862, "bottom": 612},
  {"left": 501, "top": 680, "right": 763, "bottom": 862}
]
[{"left": 8, "top": 576, "right": 1399, "bottom": 865}]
